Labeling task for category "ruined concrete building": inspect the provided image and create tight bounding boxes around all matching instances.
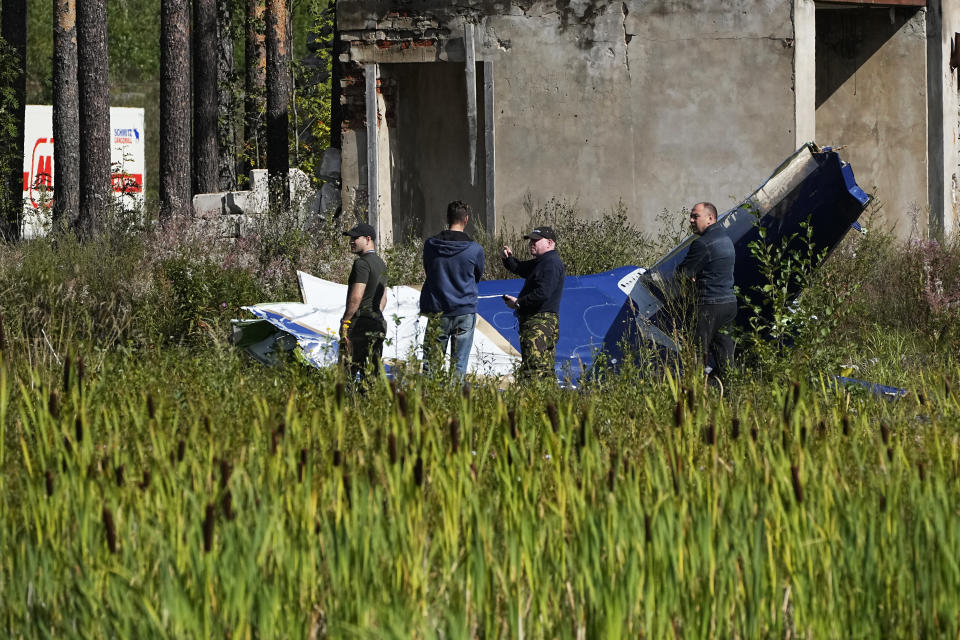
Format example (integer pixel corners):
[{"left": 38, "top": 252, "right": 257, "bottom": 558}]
[{"left": 334, "top": 1, "right": 960, "bottom": 244}]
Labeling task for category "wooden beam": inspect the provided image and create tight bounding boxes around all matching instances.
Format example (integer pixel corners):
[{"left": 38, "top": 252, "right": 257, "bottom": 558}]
[
  {"left": 483, "top": 61, "right": 496, "bottom": 236},
  {"left": 365, "top": 63, "right": 378, "bottom": 227},
  {"left": 465, "top": 23, "right": 478, "bottom": 186}
]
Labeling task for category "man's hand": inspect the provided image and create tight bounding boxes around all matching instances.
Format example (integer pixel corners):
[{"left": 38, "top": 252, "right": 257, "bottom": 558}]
[
  {"left": 502, "top": 294, "right": 518, "bottom": 310},
  {"left": 502, "top": 246, "right": 513, "bottom": 259}
]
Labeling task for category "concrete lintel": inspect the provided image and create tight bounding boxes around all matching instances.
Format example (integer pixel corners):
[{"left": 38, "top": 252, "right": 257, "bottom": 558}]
[{"left": 817, "top": 0, "right": 925, "bottom": 6}]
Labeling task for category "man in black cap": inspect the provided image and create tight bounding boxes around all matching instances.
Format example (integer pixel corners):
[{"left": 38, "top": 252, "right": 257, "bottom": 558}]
[
  {"left": 502, "top": 226, "right": 565, "bottom": 381},
  {"left": 340, "top": 222, "right": 388, "bottom": 384}
]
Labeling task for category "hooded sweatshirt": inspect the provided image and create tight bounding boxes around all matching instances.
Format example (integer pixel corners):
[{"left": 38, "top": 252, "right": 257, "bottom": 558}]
[{"left": 420, "top": 230, "right": 485, "bottom": 317}]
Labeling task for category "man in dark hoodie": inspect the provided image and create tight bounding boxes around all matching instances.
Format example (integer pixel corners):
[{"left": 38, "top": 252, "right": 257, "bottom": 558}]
[
  {"left": 502, "top": 226, "right": 565, "bottom": 382},
  {"left": 420, "top": 201, "right": 486, "bottom": 378}
]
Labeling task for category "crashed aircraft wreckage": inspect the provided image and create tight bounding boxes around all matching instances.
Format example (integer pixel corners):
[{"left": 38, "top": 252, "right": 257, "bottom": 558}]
[{"left": 232, "top": 143, "right": 871, "bottom": 384}]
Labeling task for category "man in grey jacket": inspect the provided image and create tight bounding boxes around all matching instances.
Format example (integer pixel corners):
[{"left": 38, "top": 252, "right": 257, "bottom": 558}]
[
  {"left": 677, "top": 202, "right": 737, "bottom": 380},
  {"left": 420, "top": 201, "right": 485, "bottom": 378}
]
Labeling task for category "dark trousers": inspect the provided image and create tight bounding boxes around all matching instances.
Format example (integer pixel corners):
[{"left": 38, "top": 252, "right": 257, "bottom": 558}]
[
  {"left": 695, "top": 301, "right": 737, "bottom": 378},
  {"left": 342, "top": 315, "right": 386, "bottom": 383}
]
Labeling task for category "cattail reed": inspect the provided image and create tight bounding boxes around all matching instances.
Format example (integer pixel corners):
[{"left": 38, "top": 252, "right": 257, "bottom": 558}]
[
  {"left": 76, "top": 356, "right": 84, "bottom": 387},
  {"left": 388, "top": 432, "right": 398, "bottom": 465},
  {"left": 673, "top": 401, "right": 683, "bottom": 428},
  {"left": 462, "top": 384, "right": 471, "bottom": 401},
  {"left": 74, "top": 416, "right": 83, "bottom": 444},
  {"left": 102, "top": 507, "right": 117, "bottom": 554},
  {"left": 63, "top": 436, "right": 73, "bottom": 456},
  {"left": 222, "top": 490, "right": 235, "bottom": 520},
  {"left": 413, "top": 455, "right": 424, "bottom": 487},
  {"left": 396, "top": 390, "right": 408, "bottom": 416},
  {"left": 918, "top": 461, "right": 926, "bottom": 483},
  {"left": 816, "top": 420, "right": 826, "bottom": 436},
  {"left": 731, "top": 417, "right": 741, "bottom": 440},
  {"left": 45, "top": 470, "right": 54, "bottom": 497},
  {"left": 916, "top": 391, "right": 926, "bottom": 406},
  {"left": 702, "top": 423, "right": 716, "bottom": 447},
  {"left": 271, "top": 426, "right": 284, "bottom": 454},
  {"left": 0, "top": 311, "right": 6, "bottom": 352},
  {"left": 842, "top": 415, "right": 850, "bottom": 436},
  {"left": 644, "top": 513, "right": 652, "bottom": 545},
  {"left": 879, "top": 493, "right": 887, "bottom": 513},
  {"left": 332, "top": 449, "right": 342, "bottom": 467},
  {"left": 220, "top": 459, "right": 232, "bottom": 489},
  {"left": 146, "top": 394, "right": 155, "bottom": 420},
  {"left": 334, "top": 381, "right": 345, "bottom": 407},
  {"left": 790, "top": 465, "right": 803, "bottom": 504},
  {"left": 750, "top": 427, "right": 758, "bottom": 442},
  {"left": 176, "top": 439, "right": 186, "bottom": 463},
  {"left": 880, "top": 423, "right": 890, "bottom": 445},
  {"left": 887, "top": 447, "right": 894, "bottom": 462},
  {"left": 342, "top": 473, "right": 352, "bottom": 507},
  {"left": 800, "top": 425, "right": 807, "bottom": 446},
  {"left": 449, "top": 417, "right": 460, "bottom": 453},
  {"left": 115, "top": 464, "right": 125, "bottom": 487},
  {"left": 545, "top": 401, "right": 558, "bottom": 433},
  {"left": 139, "top": 469, "right": 151, "bottom": 491},
  {"left": 203, "top": 415, "right": 211, "bottom": 433},
  {"left": 781, "top": 429, "right": 789, "bottom": 450},
  {"left": 418, "top": 406, "right": 427, "bottom": 428},
  {"left": 48, "top": 390, "right": 60, "bottom": 419},
  {"left": 684, "top": 386, "right": 694, "bottom": 409},
  {"left": 508, "top": 410, "right": 518, "bottom": 439},
  {"left": 202, "top": 503, "right": 215, "bottom": 552},
  {"left": 299, "top": 449, "right": 308, "bottom": 482}
]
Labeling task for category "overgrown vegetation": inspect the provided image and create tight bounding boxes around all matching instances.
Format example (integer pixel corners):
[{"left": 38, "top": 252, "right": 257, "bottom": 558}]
[{"left": 1, "top": 203, "right": 959, "bottom": 636}]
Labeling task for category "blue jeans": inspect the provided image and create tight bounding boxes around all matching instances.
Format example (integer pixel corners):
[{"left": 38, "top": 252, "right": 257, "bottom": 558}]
[{"left": 423, "top": 313, "right": 477, "bottom": 378}]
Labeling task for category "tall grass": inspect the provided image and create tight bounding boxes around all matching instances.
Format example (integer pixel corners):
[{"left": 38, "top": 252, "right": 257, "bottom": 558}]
[
  {"left": 1, "top": 204, "right": 960, "bottom": 636},
  {"left": 2, "top": 354, "right": 960, "bottom": 637}
]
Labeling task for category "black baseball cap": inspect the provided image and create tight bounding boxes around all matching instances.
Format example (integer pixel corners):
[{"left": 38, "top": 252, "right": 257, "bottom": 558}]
[
  {"left": 523, "top": 226, "right": 557, "bottom": 241},
  {"left": 343, "top": 223, "right": 376, "bottom": 240}
]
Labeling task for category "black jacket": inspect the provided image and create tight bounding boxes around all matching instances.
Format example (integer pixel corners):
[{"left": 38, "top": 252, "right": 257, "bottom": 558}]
[
  {"left": 503, "top": 249, "right": 565, "bottom": 315},
  {"left": 677, "top": 222, "right": 736, "bottom": 304}
]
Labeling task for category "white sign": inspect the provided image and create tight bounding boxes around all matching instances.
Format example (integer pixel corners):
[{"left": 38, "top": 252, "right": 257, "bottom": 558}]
[{"left": 22, "top": 105, "right": 146, "bottom": 238}]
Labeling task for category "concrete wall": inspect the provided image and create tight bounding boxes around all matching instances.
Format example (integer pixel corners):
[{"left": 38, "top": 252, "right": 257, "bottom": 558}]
[
  {"left": 815, "top": 6, "right": 928, "bottom": 238},
  {"left": 338, "top": 0, "right": 802, "bottom": 241}
]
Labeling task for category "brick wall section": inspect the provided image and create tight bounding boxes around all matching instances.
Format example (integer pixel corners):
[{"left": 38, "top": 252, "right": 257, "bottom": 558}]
[{"left": 338, "top": 10, "right": 450, "bottom": 133}]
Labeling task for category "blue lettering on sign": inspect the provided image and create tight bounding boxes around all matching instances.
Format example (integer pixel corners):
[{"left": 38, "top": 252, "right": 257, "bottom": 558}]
[{"left": 113, "top": 128, "right": 141, "bottom": 139}]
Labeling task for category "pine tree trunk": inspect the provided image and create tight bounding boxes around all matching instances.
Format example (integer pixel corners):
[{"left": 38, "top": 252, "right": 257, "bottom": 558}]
[
  {"left": 217, "top": 0, "right": 236, "bottom": 192},
  {"left": 76, "top": 0, "right": 110, "bottom": 238},
  {"left": 193, "top": 0, "right": 218, "bottom": 195},
  {"left": 52, "top": 0, "right": 80, "bottom": 232},
  {"left": 160, "top": 0, "right": 192, "bottom": 220},
  {"left": 1, "top": 0, "right": 26, "bottom": 240},
  {"left": 265, "top": 0, "right": 290, "bottom": 210},
  {"left": 244, "top": 0, "right": 266, "bottom": 177}
]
